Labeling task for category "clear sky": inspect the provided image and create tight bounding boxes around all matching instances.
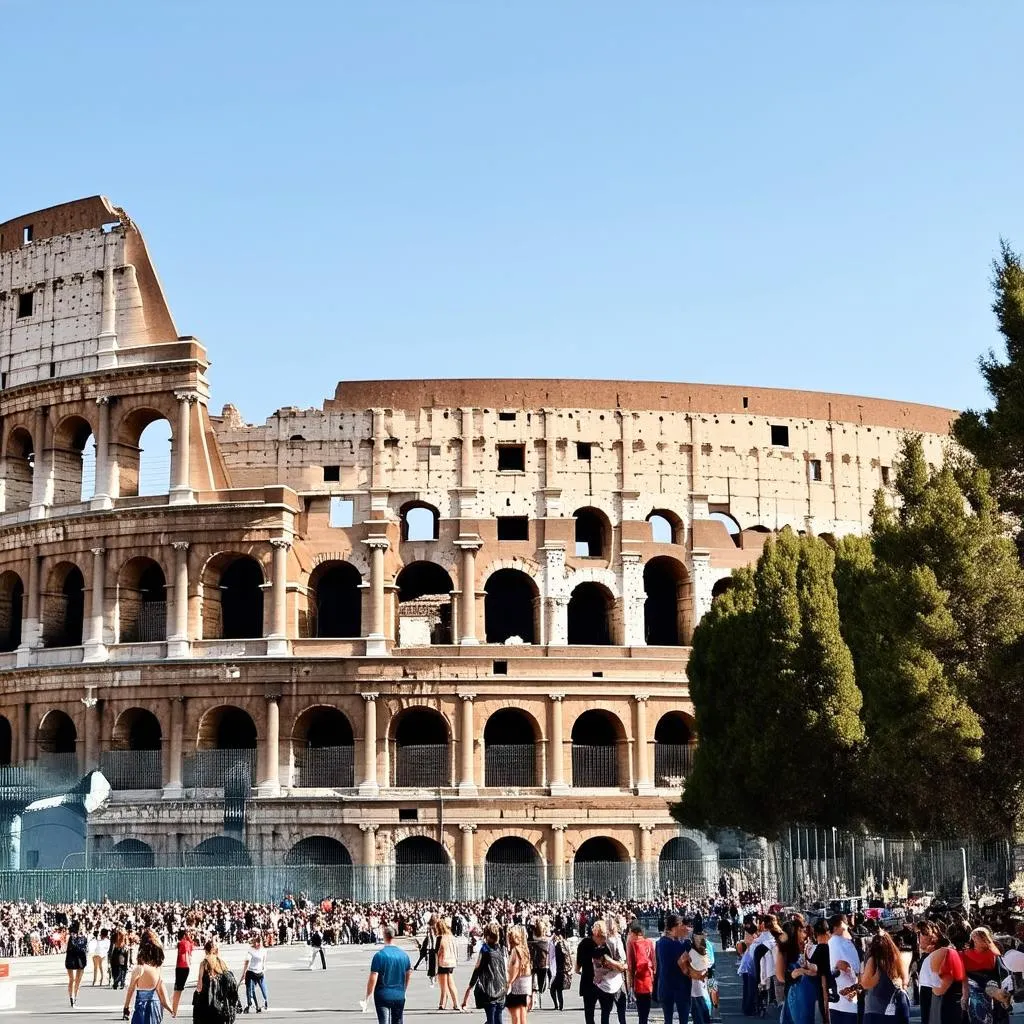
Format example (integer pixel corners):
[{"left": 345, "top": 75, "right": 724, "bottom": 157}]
[{"left": 2, "top": 0, "right": 1020, "bottom": 422}]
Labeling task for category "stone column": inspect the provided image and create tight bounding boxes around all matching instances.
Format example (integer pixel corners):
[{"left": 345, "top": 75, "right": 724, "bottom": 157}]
[
  {"left": 638, "top": 824, "right": 656, "bottom": 895},
  {"left": 459, "top": 694, "right": 476, "bottom": 793},
  {"left": 620, "top": 552, "right": 645, "bottom": 646},
  {"left": 360, "top": 824, "right": 378, "bottom": 901},
  {"left": 363, "top": 538, "right": 389, "bottom": 656},
  {"left": 167, "top": 542, "right": 191, "bottom": 658},
  {"left": 29, "top": 408, "right": 49, "bottom": 519},
  {"left": 359, "top": 692, "right": 379, "bottom": 794},
  {"left": 259, "top": 694, "right": 281, "bottom": 795},
  {"left": 24, "top": 702, "right": 37, "bottom": 763},
  {"left": 81, "top": 688, "right": 99, "bottom": 773},
  {"left": 170, "top": 391, "right": 197, "bottom": 505},
  {"left": 456, "top": 541, "right": 481, "bottom": 645},
  {"left": 634, "top": 694, "right": 652, "bottom": 792},
  {"left": 460, "top": 824, "right": 477, "bottom": 899},
  {"left": 551, "top": 824, "right": 567, "bottom": 900},
  {"left": 549, "top": 693, "right": 568, "bottom": 793},
  {"left": 97, "top": 234, "right": 118, "bottom": 369},
  {"left": 83, "top": 547, "right": 107, "bottom": 662},
  {"left": 17, "top": 554, "right": 41, "bottom": 664},
  {"left": 164, "top": 696, "right": 184, "bottom": 796},
  {"left": 688, "top": 550, "right": 714, "bottom": 639},
  {"left": 91, "top": 397, "right": 113, "bottom": 510},
  {"left": 267, "top": 539, "right": 291, "bottom": 656}
]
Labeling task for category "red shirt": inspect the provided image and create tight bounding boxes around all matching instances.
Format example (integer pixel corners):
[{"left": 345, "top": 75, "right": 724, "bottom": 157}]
[
  {"left": 939, "top": 947, "right": 965, "bottom": 983},
  {"left": 176, "top": 938, "right": 193, "bottom": 969}
]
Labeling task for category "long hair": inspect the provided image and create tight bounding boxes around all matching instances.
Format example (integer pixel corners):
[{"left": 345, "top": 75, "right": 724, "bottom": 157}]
[
  {"left": 869, "top": 932, "right": 905, "bottom": 984},
  {"left": 138, "top": 929, "right": 165, "bottom": 967},
  {"left": 204, "top": 939, "right": 228, "bottom": 977},
  {"left": 778, "top": 921, "right": 803, "bottom": 964}
]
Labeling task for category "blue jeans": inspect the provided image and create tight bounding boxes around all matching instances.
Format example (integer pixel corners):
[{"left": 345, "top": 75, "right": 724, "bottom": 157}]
[
  {"left": 741, "top": 974, "right": 758, "bottom": 1016},
  {"left": 374, "top": 996, "right": 406, "bottom": 1024},
  {"left": 692, "top": 996, "right": 710, "bottom": 1024},
  {"left": 245, "top": 972, "right": 267, "bottom": 1007},
  {"left": 483, "top": 1001, "right": 504, "bottom": 1024},
  {"left": 662, "top": 991, "right": 692, "bottom": 1024}
]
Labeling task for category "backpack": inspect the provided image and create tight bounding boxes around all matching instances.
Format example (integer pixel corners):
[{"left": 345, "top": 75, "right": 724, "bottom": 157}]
[{"left": 194, "top": 968, "right": 239, "bottom": 1024}]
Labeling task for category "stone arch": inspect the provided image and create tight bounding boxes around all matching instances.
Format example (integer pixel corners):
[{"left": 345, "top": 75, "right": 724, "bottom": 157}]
[
  {"left": 291, "top": 705, "right": 355, "bottom": 788},
  {"left": 116, "top": 556, "right": 168, "bottom": 643},
  {"left": 285, "top": 835, "right": 353, "bottom": 865},
  {"left": 196, "top": 705, "right": 258, "bottom": 750},
  {"left": 188, "top": 705, "right": 257, "bottom": 789},
  {"left": 711, "top": 575, "right": 736, "bottom": 602},
  {"left": 189, "top": 835, "right": 251, "bottom": 867},
  {"left": 709, "top": 510, "right": 742, "bottom": 546},
  {"left": 112, "top": 707, "right": 163, "bottom": 751},
  {"left": 0, "top": 570, "right": 24, "bottom": 651},
  {"left": 390, "top": 705, "right": 451, "bottom": 787},
  {"left": 570, "top": 708, "right": 626, "bottom": 788},
  {"left": 42, "top": 560, "right": 85, "bottom": 648},
  {"left": 643, "top": 555, "right": 691, "bottom": 646},
  {"left": 573, "top": 835, "right": 631, "bottom": 895},
  {"left": 308, "top": 560, "right": 362, "bottom": 638},
  {"left": 485, "top": 836, "right": 543, "bottom": 898},
  {"left": 399, "top": 501, "right": 440, "bottom": 542},
  {"left": 51, "top": 413, "right": 96, "bottom": 505},
  {"left": 484, "top": 568, "right": 539, "bottom": 644},
  {"left": 647, "top": 508, "right": 684, "bottom": 545},
  {"left": 658, "top": 833, "right": 718, "bottom": 893},
  {"left": 573, "top": 506, "right": 611, "bottom": 558},
  {"left": 483, "top": 707, "right": 541, "bottom": 787},
  {"left": 567, "top": 581, "right": 615, "bottom": 645},
  {"left": 393, "top": 835, "right": 452, "bottom": 898},
  {"left": 106, "top": 706, "right": 162, "bottom": 789},
  {"left": 395, "top": 561, "right": 454, "bottom": 646},
  {"left": 116, "top": 406, "right": 174, "bottom": 498},
  {"left": 3, "top": 426, "right": 34, "bottom": 512},
  {"left": 36, "top": 708, "right": 78, "bottom": 780},
  {"left": 108, "top": 838, "right": 155, "bottom": 869},
  {"left": 200, "top": 552, "right": 266, "bottom": 640}
]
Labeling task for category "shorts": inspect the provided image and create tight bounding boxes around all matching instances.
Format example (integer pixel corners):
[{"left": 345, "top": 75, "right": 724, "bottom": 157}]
[
  {"left": 506, "top": 994, "right": 529, "bottom": 1008},
  {"left": 174, "top": 967, "right": 190, "bottom": 991},
  {"left": 437, "top": 967, "right": 454, "bottom": 975}
]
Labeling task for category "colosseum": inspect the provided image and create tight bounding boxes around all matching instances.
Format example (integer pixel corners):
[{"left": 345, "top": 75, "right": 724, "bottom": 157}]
[{"left": 0, "top": 197, "right": 955, "bottom": 898}]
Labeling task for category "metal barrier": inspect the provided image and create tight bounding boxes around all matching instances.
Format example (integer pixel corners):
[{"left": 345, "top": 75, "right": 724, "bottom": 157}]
[
  {"left": 571, "top": 745, "right": 618, "bottom": 787},
  {"left": 484, "top": 744, "right": 536, "bottom": 787},
  {"left": 100, "top": 750, "right": 162, "bottom": 790},
  {"left": 34, "top": 753, "right": 79, "bottom": 786},
  {"left": 294, "top": 746, "right": 355, "bottom": 788},
  {"left": 654, "top": 744, "right": 694, "bottom": 784},
  {"left": 182, "top": 749, "right": 256, "bottom": 789},
  {"left": 394, "top": 744, "right": 450, "bottom": 788}
]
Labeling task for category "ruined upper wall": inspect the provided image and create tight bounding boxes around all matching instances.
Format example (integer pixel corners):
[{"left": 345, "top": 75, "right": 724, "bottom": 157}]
[{"left": 0, "top": 197, "right": 178, "bottom": 388}]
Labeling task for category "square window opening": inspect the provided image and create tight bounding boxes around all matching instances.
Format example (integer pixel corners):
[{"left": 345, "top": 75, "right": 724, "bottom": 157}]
[
  {"left": 22, "top": 225, "right": 33, "bottom": 244},
  {"left": 498, "top": 411, "right": 517, "bottom": 422},
  {"left": 497, "top": 444, "right": 525, "bottom": 472},
  {"left": 493, "top": 660, "right": 508, "bottom": 675},
  {"left": 770, "top": 424, "right": 790, "bottom": 447},
  {"left": 809, "top": 459, "right": 822, "bottom": 482},
  {"left": 323, "top": 465, "right": 340, "bottom": 482},
  {"left": 576, "top": 441, "right": 592, "bottom": 460},
  {"left": 329, "top": 496, "right": 354, "bottom": 528},
  {"left": 881, "top": 466, "right": 891, "bottom": 486},
  {"left": 398, "top": 808, "right": 418, "bottom": 822},
  {"left": 592, "top": 670, "right": 604, "bottom": 678},
  {"left": 17, "top": 292, "right": 32, "bottom": 318},
  {"left": 742, "top": 396, "right": 749, "bottom": 409},
  {"left": 497, "top": 516, "right": 530, "bottom": 541},
  {"left": 49, "top": 362, "right": 56, "bottom": 378}
]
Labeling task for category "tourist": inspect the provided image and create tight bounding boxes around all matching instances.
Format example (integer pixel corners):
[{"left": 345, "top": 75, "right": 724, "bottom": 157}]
[
  {"left": 506, "top": 924, "right": 533, "bottom": 1024},
  {"left": 414, "top": 916, "right": 439, "bottom": 986},
  {"left": 111, "top": 928, "right": 131, "bottom": 990},
  {"left": 576, "top": 920, "right": 600, "bottom": 1024},
  {"left": 549, "top": 928, "right": 572, "bottom": 1012},
  {"left": 436, "top": 917, "right": 460, "bottom": 1010},
  {"left": 656, "top": 913, "right": 693, "bottom": 1024},
  {"left": 528, "top": 918, "right": 550, "bottom": 1009},
  {"left": 961, "top": 927, "right": 1011, "bottom": 1024},
  {"left": 463, "top": 921, "right": 508, "bottom": 1024},
  {"left": 626, "top": 920, "right": 656, "bottom": 1024},
  {"left": 241, "top": 931, "right": 269, "bottom": 1013},
  {"left": 808, "top": 918, "right": 834, "bottom": 1021},
  {"left": 916, "top": 923, "right": 939, "bottom": 1024},
  {"left": 65, "top": 920, "right": 88, "bottom": 1008},
  {"left": 861, "top": 932, "right": 909, "bottom": 1024},
  {"left": 929, "top": 926, "right": 965, "bottom": 1024},
  {"left": 308, "top": 920, "right": 327, "bottom": 970},
  {"left": 591, "top": 918, "right": 627, "bottom": 1024},
  {"left": 90, "top": 927, "right": 110, "bottom": 986},
  {"left": 172, "top": 927, "right": 195, "bottom": 1017},
  {"left": 193, "top": 938, "right": 240, "bottom": 1024},
  {"left": 122, "top": 929, "right": 173, "bottom": 1023},
  {"left": 774, "top": 921, "right": 818, "bottom": 1024},
  {"left": 364, "top": 924, "right": 412, "bottom": 1024},
  {"left": 828, "top": 914, "right": 862, "bottom": 1024}
]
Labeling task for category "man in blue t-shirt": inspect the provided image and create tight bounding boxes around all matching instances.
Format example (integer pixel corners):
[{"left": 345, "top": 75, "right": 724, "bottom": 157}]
[
  {"left": 365, "top": 925, "right": 412, "bottom": 1024},
  {"left": 655, "top": 913, "right": 693, "bottom": 1024}
]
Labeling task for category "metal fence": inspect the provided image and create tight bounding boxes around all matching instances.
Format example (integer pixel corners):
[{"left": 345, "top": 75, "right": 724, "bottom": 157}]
[
  {"left": 294, "top": 746, "right": 355, "bottom": 788},
  {"left": 484, "top": 744, "right": 536, "bottom": 788},
  {"left": 34, "top": 752, "right": 79, "bottom": 786},
  {"left": 393, "top": 744, "right": 450, "bottom": 788},
  {"left": 182, "top": 749, "right": 256, "bottom": 789},
  {"left": 654, "top": 744, "right": 695, "bottom": 784},
  {"left": 571, "top": 744, "right": 619, "bottom": 787},
  {"left": 99, "top": 750, "right": 162, "bottom": 790}
]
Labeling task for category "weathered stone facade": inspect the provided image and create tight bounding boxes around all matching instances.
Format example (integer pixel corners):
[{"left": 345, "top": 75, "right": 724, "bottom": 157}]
[{"left": 0, "top": 197, "right": 954, "bottom": 881}]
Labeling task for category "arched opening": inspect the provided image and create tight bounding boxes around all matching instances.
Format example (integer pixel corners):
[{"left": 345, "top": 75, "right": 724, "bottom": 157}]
[
  {"left": 42, "top": 562, "right": 85, "bottom": 648},
  {"left": 309, "top": 561, "right": 362, "bottom": 638},
  {"left": 394, "top": 836, "right": 451, "bottom": 898},
  {"left": 188, "top": 705, "right": 257, "bottom": 789},
  {"left": 485, "top": 837, "right": 543, "bottom": 898},
  {"left": 711, "top": 576, "right": 736, "bottom": 603},
  {"left": 392, "top": 707, "right": 450, "bottom": 787},
  {"left": 573, "top": 507, "right": 610, "bottom": 558},
  {"left": 4, "top": 427, "right": 34, "bottom": 512},
  {"left": 659, "top": 836, "right": 708, "bottom": 892},
  {"left": 567, "top": 582, "right": 614, "bottom": 645},
  {"left": 483, "top": 708, "right": 539, "bottom": 787},
  {"left": 647, "top": 510, "right": 682, "bottom": 545},
  {"left": 573, "top": 836, "right": 630, "bottom": 897},
  {"left": 0, "top": 716, "right": 11, "bottom": 767},
  {"left": 400, "top": 502, "right": 440, "bottom": 542},
  {"left": 189, "top": 835, "right": 251, "bottom": 867},
  {"left": 291, "top": 706, "right": 355, "bottom": 788},
  {"left": 286, "top": 836, "right": 353, "bottom": 865},
  {"left": 0, "top": 571, "right": 24, "bottom": 651},
  {"left": 396, "top": 561, "right": 453, "bottom": 646},
  {"left": 51, "top": 415, "right": 95, "bottom": 506},
  {"left": 709, "top": 511, "right": 741, "bottom": 547},
  {"left": 643, "top": 557, "right": 690, "bottom": 646},
  {"left": 571, "top": 710, "right": 623, "bottom": 788},
  {"left": 202, "top": 554, "right": 264, "bottom": 640},
  {"left": 106, "top": 707, "right": 163, "bottom": 790},
  {"left": 654, "top": 712, "right": 695, "bottom": 785},
  {"left": 37, "top": 709, "right": 77, "bottom": 781},
  {"left": 107, "top": 838, "right": 155, "bottom": 869},
  {"left": 117, "top": 558, "right": 167, "bottom": 643},
  {"left": 484, "top": 569, "right": 538, "bottom": 644},
  {"left": 116, "top": 409, "right": 174, "bottom": 498}
]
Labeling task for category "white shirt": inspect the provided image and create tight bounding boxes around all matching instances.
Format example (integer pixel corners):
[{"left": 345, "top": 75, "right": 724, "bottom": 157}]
[
  {"left": 246, "top": 947, "right": 267, "bottom": 974},
  {"left": 690, "top": 949, "right": 710, "bottom": 1000},
  {"left": 828, "top": 934, "right": 861, "bottom": 1013},
  {"left": 96, "top": 938, "right": 110, "bottom": 958}
]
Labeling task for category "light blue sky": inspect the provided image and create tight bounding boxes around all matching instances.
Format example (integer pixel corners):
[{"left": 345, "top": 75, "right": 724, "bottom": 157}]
[{"left": 2, "top": 1, "right": 1019, "bottom": 421}]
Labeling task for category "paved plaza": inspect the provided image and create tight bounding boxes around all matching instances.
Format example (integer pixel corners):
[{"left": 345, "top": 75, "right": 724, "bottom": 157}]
[{"left": 0, "top": 938, "right": 755, "bottom": 1022}]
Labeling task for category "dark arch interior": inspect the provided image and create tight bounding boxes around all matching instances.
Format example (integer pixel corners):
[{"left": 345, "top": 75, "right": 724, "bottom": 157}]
[
  {"left": 201, "top": 706, "right": 258, "bottom": 750},
  {"left": 485, "top": 836, "right": 541, "bottom": 864},
  {"left": 293, "top": 707, "right": 355, "bottom": 787},
  {"left": 394, "top": 708, "right": 447, "bottom": 746},
  {"left": 219, "top": 557, "right": 264, "bottom": 639},
  {"left": 393, "top": 708, "right": 449, "bottom": 787},
  {"left": 484, "top": 569, "right": 536, "bottom": 643},
  {"left": 44, "top": 565, "right": 85, "bottom": 647},
  {"left": 0, "top": 574, "right": 23, "bottom": 652},
  {"left": 644, "top": 557, "right": 686, "bottom": 646},
  {"left": 711, "top": 576, "right": 736, "bottom": 600},
  {"left": 116, "top": 708, "right": 163, "bottom": 750},
  {"left": 574, "top": 507, "right": 607, "bottom": 558},
  {"left": 567, "top": 583, "right": 612, "bottom": 645},
  {"left": 654, "top": 713, "right": 692, "bottom": 745},
  {"left": 0, "top": 716, "right": 10, "bottom": 766},
  {"left": 575, "top": 837, "right": 626, "bottom": 863},
  {"left": 119, "top": 560, "right": 167, "bottom": 643},
  {"left": 286, "top": 836, "right": 353, "bottom": 865},
  {"left": 38, "top": 710, "right": 77, "bottom": 753},
  {"left": 396, "top": 561, "right": 453, "bottom": 602},
  {"left": 394, "top": 836, "right": 448, "bottom": 865},
  {"left": 660, "top": 836, "right": 703, "bottom": 862},
  {"left": 483, "top": 708, "right": 537, "bottom": 786},
  {"left": 484, "top": 708, "right": 535, "bottom": 745},
  {"left": 312, "top": 563, "right": 362, "bottom": 638},
  {"left": 299, "top": 707, "right": 354, "bottom": 747},
  {"left": 191, "top": 835, "right": 251, "bottom": 867},
  {"left": 109, "top": 839, "right": 155, "bottom": 868},
  {"left": 571, "top": 710, "right": 618, "bottom": 745}
]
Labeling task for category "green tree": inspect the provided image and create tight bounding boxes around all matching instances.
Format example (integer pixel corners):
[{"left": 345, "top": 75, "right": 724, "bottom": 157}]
[{"left": 676, "top": 531, "right": 863, "bottom": 837}]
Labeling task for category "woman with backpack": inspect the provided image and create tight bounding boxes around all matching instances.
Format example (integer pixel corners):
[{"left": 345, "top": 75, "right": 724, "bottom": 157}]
[
  {"left": 64, "top": 920, "right": 88, "bottom": 1008},
  {"left": 462, "top": 922, "right": 508, "bottom": 1024},
  {"left": 194, "top": 938, "right": 239, "bottom": 1024},
  {"left": 626, "top": 921, "right": 656, "bottom": 1024}
]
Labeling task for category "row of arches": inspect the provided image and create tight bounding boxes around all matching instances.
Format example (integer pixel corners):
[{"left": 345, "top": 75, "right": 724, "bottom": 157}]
[
  {"left": 3, "top": 414, "right": 173, "bottom": 512},
  {"left": 8, "top": 704, "right": 695, "bottom": 791},
  {"left": 0, "top": 554, "right": 697, "bottom": 651}
]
